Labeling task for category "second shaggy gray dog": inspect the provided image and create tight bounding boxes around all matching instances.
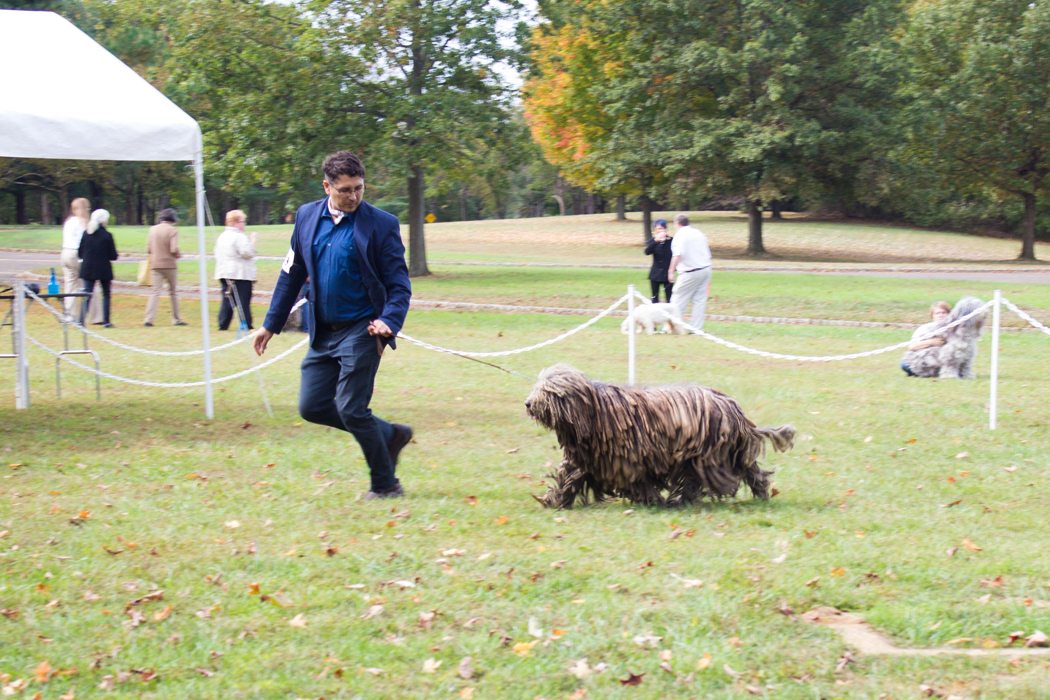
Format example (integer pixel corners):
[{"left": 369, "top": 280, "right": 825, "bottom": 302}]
[
  {"left": 524, "top": 365, "right": 795, "bottom": 508},
  {"left": 902, "top": 296, "right": 987, "bottom": 379}
]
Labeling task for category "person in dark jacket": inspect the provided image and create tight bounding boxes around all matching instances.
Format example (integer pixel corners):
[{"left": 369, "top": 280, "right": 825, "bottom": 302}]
[
  {"left": 645, "top": 218, "right": 673, "bottom": 303},
  {"left": 78, "top": 209, "right": 118, "bottom": 327}
]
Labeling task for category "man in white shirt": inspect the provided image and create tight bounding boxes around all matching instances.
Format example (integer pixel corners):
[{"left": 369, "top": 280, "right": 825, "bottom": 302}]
[{"left": 667, "top": 213, "right": 712, "bottom": 330}]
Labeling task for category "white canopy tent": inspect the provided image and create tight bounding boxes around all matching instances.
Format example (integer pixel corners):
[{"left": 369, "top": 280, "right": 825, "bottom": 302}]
[{"left": 0, "top": 9, "right": 215, "bottom": 417}]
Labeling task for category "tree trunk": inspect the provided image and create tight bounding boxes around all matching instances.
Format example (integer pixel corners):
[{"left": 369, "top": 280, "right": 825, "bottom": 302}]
[
  {"left": 640, "top": 193, "right": 653, "bottom": 242},
  {"left": 137, "top": 188, "right": 144, "bottom": 225},
  {"left": 15, "top": 190, "right": 27, "bottom": 225},
  {"left": 586, "top": 192, "right": 596, "bottom": 215},
  {"left": 459, "top": 186, "right": 468, "bottom": 221},
  {"left": 771, "top": 200, "right": 782, "bottom": 219},
  {"left": 1020, "top": 191, "right": 1038, "bottom": 260},
  {"left": 59, "top": 184, "right": 69, "bottom": 219},
  {"left": 571, "top": 192, "right": 582, "bottom": 216},
  {"left": 407, "top": 164, "right": 430, "bottom": 277},
  {"left": 616, "top": 194, "right": 626, "bottom": 220},
  {"left": 124, "top": 176, "right": 135, "bottom": 227},
  {"left": 747, "top": 200, "right": 764, "bottom": 255},
  {"left": 40, "top": 192, "right": 52, "bottom": 225},
  {"left": 553, "top": 176, "right": 566, "bottom": 216}
]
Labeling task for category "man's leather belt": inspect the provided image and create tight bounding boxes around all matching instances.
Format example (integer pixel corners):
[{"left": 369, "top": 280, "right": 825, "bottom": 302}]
[
  {"left": 680, "top": 266, "right": 710, "bottom": 274},
  {"left": 320, "top": 319, "right": 359, "bottom": 331}
]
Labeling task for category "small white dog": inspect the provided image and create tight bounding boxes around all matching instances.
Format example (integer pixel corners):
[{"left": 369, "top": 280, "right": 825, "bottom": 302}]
[{"left": 621, "top": 303, "right": 688, "bottom": 335}]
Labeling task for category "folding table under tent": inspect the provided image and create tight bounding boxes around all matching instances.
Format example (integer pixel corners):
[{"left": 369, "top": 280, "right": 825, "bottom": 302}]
[{"left": 0, "top": 9, "right": 216, "bottom": 417}]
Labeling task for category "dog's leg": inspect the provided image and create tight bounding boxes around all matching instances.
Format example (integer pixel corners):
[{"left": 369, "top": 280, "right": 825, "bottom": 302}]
[
  {"left": 536, "top": 457, "right": 589, "bottom": 509},
  {"left": 667, "top": 459, "right": 704, "bottom": 507}
]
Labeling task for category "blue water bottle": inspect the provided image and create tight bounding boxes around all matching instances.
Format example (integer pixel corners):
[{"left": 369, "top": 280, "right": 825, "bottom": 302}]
[{"left": 48, "top": 268, "right": 59, "bottom": 295}]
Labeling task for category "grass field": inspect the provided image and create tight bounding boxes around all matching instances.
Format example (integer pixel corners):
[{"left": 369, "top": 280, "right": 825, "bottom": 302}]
[
  {"left": 3, "top": 211, "right": 1049, "bottom": 264},
  {"left": 2, "top": 265, "right": 1049, "bottom": 698}
]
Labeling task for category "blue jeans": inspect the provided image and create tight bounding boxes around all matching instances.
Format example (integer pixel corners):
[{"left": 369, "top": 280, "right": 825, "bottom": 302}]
[{"left": 298, "top": 319, "right": 397, "bottom": 491}]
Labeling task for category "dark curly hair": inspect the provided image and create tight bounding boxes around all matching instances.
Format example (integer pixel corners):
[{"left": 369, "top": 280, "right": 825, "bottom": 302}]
[{"left": 322, "top": 151, "right": 366, "bottom": 182}]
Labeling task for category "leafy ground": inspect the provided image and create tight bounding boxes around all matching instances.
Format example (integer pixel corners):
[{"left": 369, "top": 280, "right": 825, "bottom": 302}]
[
  {"left": 3, "top": 211, "right": 1049, "bottom": 264},
  {"left": 1, "top": 269, "right": 1049, "bottom": 699}
]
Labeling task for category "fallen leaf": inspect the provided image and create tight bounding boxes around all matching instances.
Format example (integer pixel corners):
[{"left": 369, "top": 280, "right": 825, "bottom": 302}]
[
  {"left": 60, "top": 688, "right": 75, "bottom": 700},
  {"left": 422, "top": 658, "right": 441, "bottom": 673},
  {"left": 513, "top": 640, "right": 538, "bottom": 657},
  {"left": 622, "top": 509, "right": 635, "bottom": 516},
  {"left": 460, "top": 688, "right": 476, "bottom": 700},
  {"left": 804, "top": 530, "right": 818, "bottom": 539},
  {"left": 771, "top": 553, "right": 787, "bottom": 564},
  {"left": 944, "top": 500, "right": 962, "bottom": 508},
  {"left": 633, "top": 634, "right": 662, "bottom": 648},
  {"left": 363, "top": 667, "right": 384, "bottom": 675},
  {"left": 82, "top": 590, "right": 100, "bottom": 602},
  {"left": 224, "top": 520, "right": 241, "bottom": 529},
  {"left": 1025, "top": 630, "right": 1049, "bottom": 647},
  {"left": 670, "top": 574, "right": 704, "bottom": 588},
  {"left": 419, "top": 610, "right": 436, "bottom": 628},
  {"left": 961, "top": 538, "right": 982, "bottom": 552},
  {"left": 567, "top": 689, "right": 586, "bottom": 700},
  {"left": 723, "top": 664, "right": 742, "bottom": 678},
  {"left": 863, "top": 436, "right": 873, "bottom": 443},
  {"left": 659, "top": 649, "right": 672, "bottom": 661},
  {"left": 945, "top": 637, "right": 972, "bottom": 645},
  {"left": 360, "top": 605, "right": 383, "bottom": 620},
  {"left": 831, "top": 568, "right": 845, "bottom": 577},
  {"left": 619, "top": 672, "right": 644, "bottom": 686},
  {"left": 980, "top": 575, "right": 1005, "bottom": 588},
  {"left": 463, "top": 496, "right": 478, "bottom": 506},
  {"left": 976, "top": 593, "right": 992, "bottom": 605},
  {"left": 955, "top": 452, "right": 969, "bottom": 459},
  {"left": 744, "top": 684, "right": 762, "bottom": 695},
  {"left": 494, "top": 516, "right": 509, "bottom": 525},
  {"left": 805, "top": 577, "right": 821, "bottom": 588},
  {"left": 34, "top": 661, "right": 53, "bottom": 683},
  {"left": 697, "top": 652, "right": 712, "bottom": 670},
  {"left": 549, "top": 560, "right": 568, "bottom": 569},
  {"left": 288, "top": 614, "right": 307, "bottom": 628},
  {"left": 568, "top": 658, "right": 591, "bottom": 680},
  {"left": 1004, "top": 466, "right": 1018, "bottom": 473},
  {"left": 505, "top": 448, "right": 519, "bottom": 454},
  {"left": 457, "top": 656, "right": 475, "bottom": 680},
  {"left": 528, "top": 616, "right": 544, "bottom": 638},
  {"left": 153, "top": 605, "right": 172, "bottom": 622}
]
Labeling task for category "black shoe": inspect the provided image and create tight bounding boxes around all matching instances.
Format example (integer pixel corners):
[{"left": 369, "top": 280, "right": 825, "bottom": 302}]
[
  {"left": 174, "top": 321, "right": 188, "bottom": 327},
  {"left": 388, "top": 424, "right": 413, "bottom": 467},
  {"left": 143, "top": 322, "right": 153, "bottom": 327},
  {"left": 102, "top": 323, "right": 115, "bottom": 328},
  {"left": 363, "top": 483, "right": 405, "bottom": 500}
]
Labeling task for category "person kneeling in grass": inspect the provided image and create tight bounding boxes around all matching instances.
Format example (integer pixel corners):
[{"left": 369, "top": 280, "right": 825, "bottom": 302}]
[{"left": 900, "top": 301, "right": 950, "bottom": 376}]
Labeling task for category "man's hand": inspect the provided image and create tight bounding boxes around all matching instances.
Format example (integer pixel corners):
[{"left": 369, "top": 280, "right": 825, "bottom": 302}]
[
  {"left": 254, "top": 327, "right": 275, "bottom": 356},
  {"left": 668, "top": 270, "right": 676, "bottom": 284},
  {"left": 368, "top": 319, "right": 393, "bottom": 337}
]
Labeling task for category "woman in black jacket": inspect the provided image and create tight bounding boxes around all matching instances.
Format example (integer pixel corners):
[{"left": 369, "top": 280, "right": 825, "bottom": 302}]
[
  {"left": 644, "top": 218, "right": 673, "bottom": 303},
  {"left": 78, "top": 209, "right": 118, "bottom": 327}
]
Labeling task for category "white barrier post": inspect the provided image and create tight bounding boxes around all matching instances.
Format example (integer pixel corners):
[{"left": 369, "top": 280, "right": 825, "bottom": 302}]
[
  {"left": 627, "top": 284, "right": 636, "bottom": 385},
  {"left": 194, "top": 154, "right": 215, "bottom": 419},
  {"left": 13, "top": 279, "right": 29, "bottom": 409},
  {"left": 989, "top": 289, "right": 1001, "bottom": 430}
]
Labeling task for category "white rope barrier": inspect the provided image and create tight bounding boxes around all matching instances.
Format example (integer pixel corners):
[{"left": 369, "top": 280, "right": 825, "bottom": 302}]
[
  {"left": 396, "top": 294, "right": 629, "bottom": 358},
  {"left": 26, "top": 287, "right": 305, "bottom": 356},
  {"left": 631, "top": 290, "right": 994, "bottom": 362},
  {"left": 1003, "top": 298, "right": 1050, "bottom": 336},
  {"left": 25, "top": 334, "right": 309, "bottom": 388}
]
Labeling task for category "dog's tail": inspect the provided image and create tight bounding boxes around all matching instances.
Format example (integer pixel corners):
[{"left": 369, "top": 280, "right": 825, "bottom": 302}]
[{"left": 756, "top": 424, "right": 795, "bottom": 453}]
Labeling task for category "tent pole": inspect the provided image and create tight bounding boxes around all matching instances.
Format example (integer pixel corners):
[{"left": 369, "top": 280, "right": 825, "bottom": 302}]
[{"left": 194, "top": 154, "right": 214, "bottom": 419}]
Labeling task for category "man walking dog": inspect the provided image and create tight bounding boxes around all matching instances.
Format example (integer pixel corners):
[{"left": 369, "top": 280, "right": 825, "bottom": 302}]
[
  {"left": 667, "top": 213, "right": 712, "bottom": 330},
  {"left": 255, "top": 151, "right": 413, "bottom": 499}
]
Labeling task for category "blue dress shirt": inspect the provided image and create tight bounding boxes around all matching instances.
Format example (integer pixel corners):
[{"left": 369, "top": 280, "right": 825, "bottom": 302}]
[{"left": 312, "top": 205, "right": 373, "bottom": 326}]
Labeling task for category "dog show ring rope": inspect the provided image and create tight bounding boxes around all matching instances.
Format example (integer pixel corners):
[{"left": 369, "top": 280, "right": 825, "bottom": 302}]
[
  {"left": 630, "top": 289, "right": 997, "bottom": 362},
  {"left": 26, "top": 287, "right": 306, "bottom": 356}
]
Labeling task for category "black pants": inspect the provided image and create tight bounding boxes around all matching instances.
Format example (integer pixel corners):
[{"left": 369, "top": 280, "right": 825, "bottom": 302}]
[
  {"left": 299, "top": 320, "right": 397, "bottom": 492},
  {"left": 650, "top": 279, "right": 673, "bottom": 303},
  {"left": 79, "top": 279, "right": 110, "bottom": 325},
  {"left": 218, "top": 279, "right": 253, "bottom": 330}
]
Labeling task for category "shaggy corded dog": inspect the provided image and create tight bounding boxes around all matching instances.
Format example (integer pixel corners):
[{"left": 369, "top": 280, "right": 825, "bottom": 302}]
[
  {"left": 524, "top": 365, "right": 795, "bottom": 508},
  {"left": 902, "top": 296, "right": 987, "bottom": 379}
]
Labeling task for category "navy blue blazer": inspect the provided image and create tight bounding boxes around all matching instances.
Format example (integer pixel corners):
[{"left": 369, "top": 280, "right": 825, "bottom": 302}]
[{"left": 263, "top": 198, "right": 412, "bottom": 349}]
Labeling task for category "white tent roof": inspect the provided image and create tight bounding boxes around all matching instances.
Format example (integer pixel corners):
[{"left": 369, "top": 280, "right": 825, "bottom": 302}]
[{"left": 0, "top": 9, "right": 201, "bottom": 162}]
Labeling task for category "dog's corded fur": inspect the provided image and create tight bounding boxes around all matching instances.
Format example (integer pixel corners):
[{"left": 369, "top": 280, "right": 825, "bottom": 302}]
[
  {"left": 525, "top": 365, "right": 795, "bottom": 508},
  {"left": 902, "top": 296, "right": 987, "bottom": 379}
]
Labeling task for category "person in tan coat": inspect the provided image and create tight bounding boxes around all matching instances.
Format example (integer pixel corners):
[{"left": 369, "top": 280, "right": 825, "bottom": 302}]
[{"left": 144, "top": 208, "right": 187, "bottom": 326}]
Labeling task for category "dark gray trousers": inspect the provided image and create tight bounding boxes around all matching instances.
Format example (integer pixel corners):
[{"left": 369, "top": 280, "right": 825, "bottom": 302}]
[{"left": 298, "top": 320, "right": 397, "bottom": 491}]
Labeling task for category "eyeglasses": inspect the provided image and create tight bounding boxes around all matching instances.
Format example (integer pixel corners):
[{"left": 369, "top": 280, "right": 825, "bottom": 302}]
[{"left": 326, "top": 180, "right": 364, "bottom": 196}]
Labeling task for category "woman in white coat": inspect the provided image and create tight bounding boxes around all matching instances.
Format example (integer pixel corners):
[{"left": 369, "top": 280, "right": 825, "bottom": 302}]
[
  {"left": 60, "top": 198, "right": 90, "bottom": 317},
  {"left": 214, "top": 209, "right": 258, "bottom": 330}
]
